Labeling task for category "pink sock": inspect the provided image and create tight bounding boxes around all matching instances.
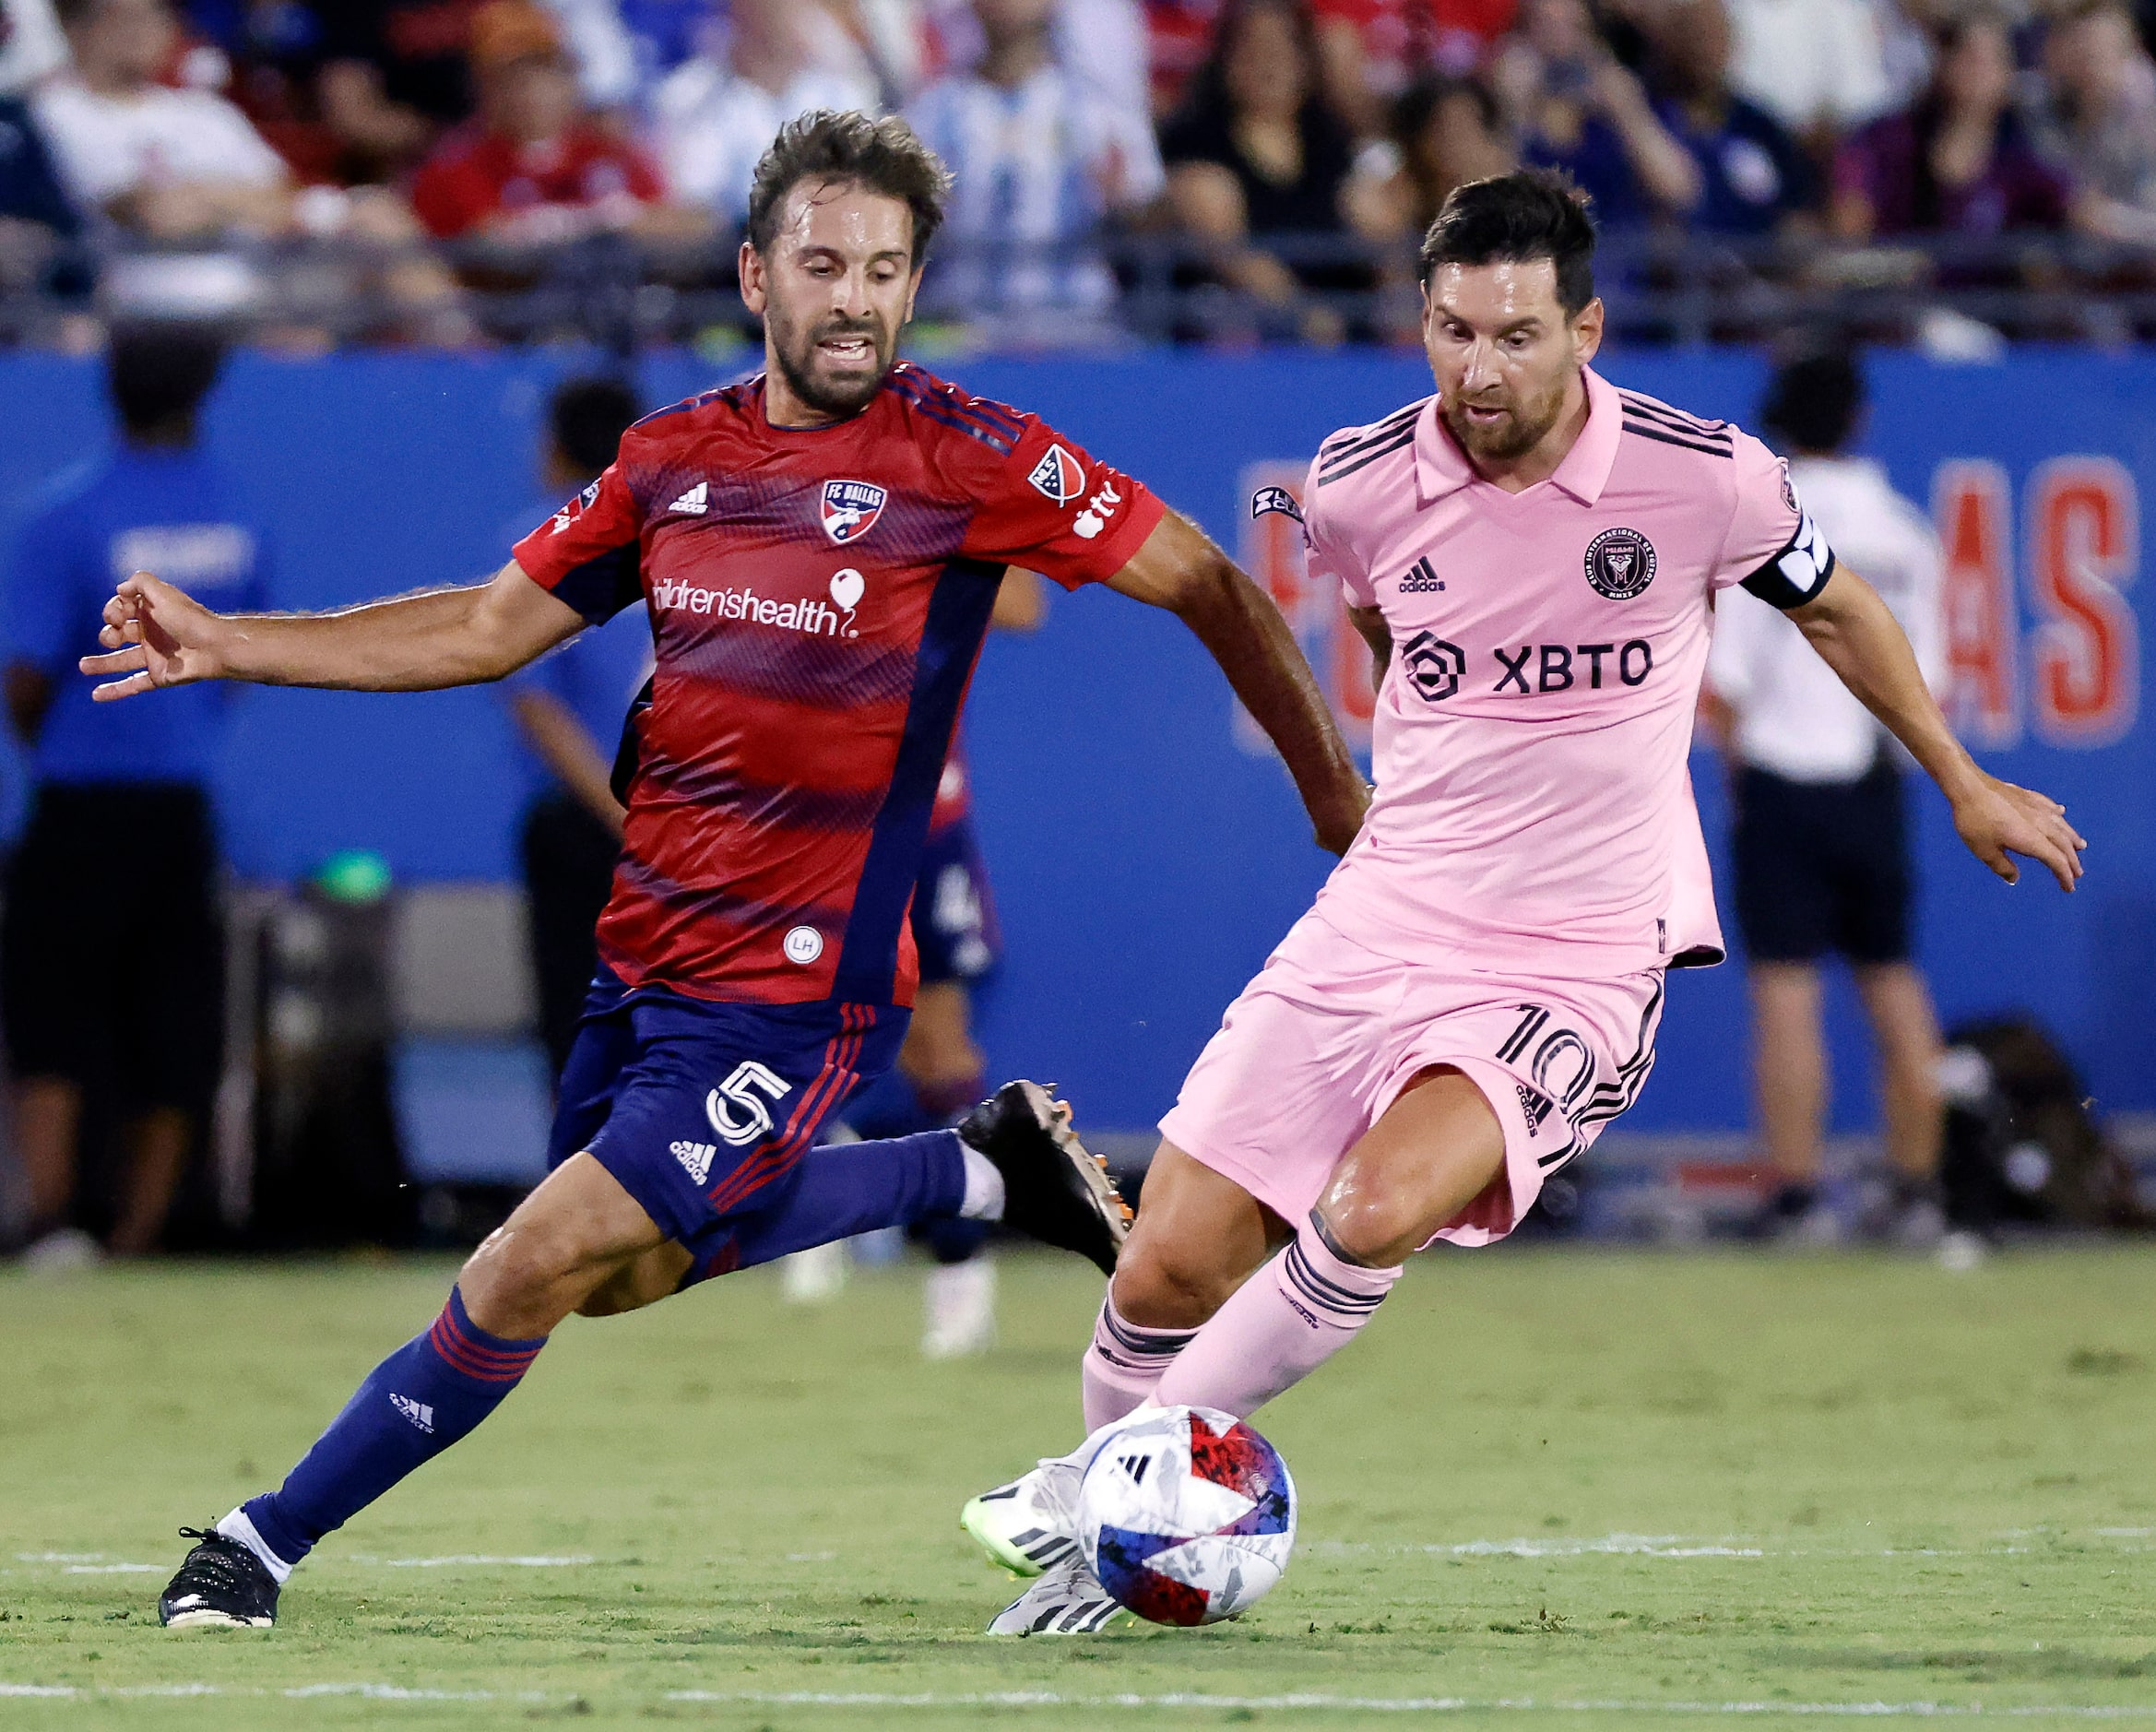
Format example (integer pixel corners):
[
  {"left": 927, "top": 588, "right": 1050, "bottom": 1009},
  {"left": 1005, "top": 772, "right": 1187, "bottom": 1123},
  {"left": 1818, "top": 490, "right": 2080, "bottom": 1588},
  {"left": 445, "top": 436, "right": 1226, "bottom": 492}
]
[
  {"left": 1080, "top": 1293, "right": 1197, "bottom": 1431},
  {"left": 1152, "top": 1221, "right": 1401, "bottom": 1418}
]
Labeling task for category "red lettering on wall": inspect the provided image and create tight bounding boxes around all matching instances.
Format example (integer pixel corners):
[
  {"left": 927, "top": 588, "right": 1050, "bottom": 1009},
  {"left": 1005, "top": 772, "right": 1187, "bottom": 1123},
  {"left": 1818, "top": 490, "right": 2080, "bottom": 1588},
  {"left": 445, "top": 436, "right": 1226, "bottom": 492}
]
[
  {"left": 2027, "top": 457, "right": 2138, "bottom": 748},
  {"left": 1932, "top": 460, "right": 2021, "bottom": 749}
]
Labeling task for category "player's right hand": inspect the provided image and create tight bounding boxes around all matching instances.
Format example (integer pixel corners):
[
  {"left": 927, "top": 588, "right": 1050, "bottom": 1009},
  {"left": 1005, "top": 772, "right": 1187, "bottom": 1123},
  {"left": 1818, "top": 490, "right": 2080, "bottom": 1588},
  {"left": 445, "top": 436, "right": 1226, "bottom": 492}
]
[
  {"left": 78, "top": 571, "right": 231, "bottom": 700},
  {"left": 1949, "top": 771, "right": 2086, "bottom": 893}
]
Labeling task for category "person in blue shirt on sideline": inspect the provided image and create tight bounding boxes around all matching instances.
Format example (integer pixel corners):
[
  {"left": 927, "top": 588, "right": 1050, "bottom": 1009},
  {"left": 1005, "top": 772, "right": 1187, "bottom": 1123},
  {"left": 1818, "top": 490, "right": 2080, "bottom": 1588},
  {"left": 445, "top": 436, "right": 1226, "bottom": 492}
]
[
  {"left": 3, "top": 321, "right": 267, "bottom": 1263},
  {"left": 500, "top": 376, "right": 650, "bottom": 1085}
]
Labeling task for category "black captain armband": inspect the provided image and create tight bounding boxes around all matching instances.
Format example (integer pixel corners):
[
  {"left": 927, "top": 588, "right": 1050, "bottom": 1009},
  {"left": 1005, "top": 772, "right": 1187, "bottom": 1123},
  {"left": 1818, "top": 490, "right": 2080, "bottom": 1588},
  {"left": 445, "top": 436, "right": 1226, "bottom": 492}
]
[{"left": 1739, "top": 512, "right": 1837, "bottom": 610}]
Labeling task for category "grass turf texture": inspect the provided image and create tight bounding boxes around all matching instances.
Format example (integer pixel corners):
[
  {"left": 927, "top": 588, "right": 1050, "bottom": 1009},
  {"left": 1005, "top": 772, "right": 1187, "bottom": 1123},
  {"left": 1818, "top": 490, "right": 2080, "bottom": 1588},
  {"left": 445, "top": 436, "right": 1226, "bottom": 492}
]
[{"left": 4, "top": 1249, "right": 2154, "bottom": 1731}]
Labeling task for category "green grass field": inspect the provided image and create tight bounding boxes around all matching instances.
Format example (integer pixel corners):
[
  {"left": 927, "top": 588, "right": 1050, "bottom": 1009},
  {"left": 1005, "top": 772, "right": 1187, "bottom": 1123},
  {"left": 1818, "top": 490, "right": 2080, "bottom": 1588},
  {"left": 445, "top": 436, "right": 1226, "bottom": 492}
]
[{"left": 5, "top": 1247, "right": 2155, "bottom": 1730}]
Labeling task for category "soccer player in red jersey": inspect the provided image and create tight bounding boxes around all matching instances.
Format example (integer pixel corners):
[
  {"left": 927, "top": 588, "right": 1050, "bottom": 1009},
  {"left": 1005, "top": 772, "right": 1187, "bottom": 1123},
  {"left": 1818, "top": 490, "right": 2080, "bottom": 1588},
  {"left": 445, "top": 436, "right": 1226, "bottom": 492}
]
[{"left": 90, "top": 113, "right": 1368, "bottom": 1631}]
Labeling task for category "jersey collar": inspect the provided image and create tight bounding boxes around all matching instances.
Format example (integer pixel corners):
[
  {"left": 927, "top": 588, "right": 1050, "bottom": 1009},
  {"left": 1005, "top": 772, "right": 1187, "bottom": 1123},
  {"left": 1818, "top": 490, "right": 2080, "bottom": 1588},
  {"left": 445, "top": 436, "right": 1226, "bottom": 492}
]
[{"left": 1416, "top": 364, "right": 1622, "bottom": 506}]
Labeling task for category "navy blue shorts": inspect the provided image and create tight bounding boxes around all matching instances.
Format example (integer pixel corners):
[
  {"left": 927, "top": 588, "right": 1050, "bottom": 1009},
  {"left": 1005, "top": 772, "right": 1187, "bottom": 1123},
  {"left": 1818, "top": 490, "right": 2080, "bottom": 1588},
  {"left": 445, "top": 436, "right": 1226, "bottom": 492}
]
[
  {"left": 548, "top": 970, "right": 907, "bottom": 1277},
  {"left": 1733, "top": 761, "right": 1913, "bottom": 967},
  {"left": 915, "top": 816, "right": 1001, "bottom": 987}
]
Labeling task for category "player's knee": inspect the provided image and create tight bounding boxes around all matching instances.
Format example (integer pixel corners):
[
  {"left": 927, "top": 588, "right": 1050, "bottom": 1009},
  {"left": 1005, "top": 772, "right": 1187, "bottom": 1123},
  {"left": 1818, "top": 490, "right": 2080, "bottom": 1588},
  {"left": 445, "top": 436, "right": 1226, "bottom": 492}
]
[
  {"left": 1310, "top": 1196, "right": 1418, "bottom": 1269},
  {"left": 1113, "top": 1235, "right": 1240, "bottom": 1329}
]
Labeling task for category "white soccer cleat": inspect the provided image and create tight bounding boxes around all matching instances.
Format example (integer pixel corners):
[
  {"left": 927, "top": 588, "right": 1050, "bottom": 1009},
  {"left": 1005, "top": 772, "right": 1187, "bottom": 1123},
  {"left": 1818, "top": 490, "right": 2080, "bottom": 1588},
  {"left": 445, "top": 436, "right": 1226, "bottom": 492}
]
[
  {"left": 959, "top": 1457, "right": 1084, "bottom": 1577},
  {"left": 987, "top": 1558, "right": 1129, "bottom": 1636},
  {"left": 922, "top": 1257, "right": 997, "bottom": 1359}
]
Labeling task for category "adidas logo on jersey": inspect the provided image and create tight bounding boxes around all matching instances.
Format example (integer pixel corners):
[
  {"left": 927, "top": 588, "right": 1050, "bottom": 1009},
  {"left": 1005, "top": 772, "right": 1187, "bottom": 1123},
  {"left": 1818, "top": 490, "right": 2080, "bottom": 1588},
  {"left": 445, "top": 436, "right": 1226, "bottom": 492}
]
[
  {"left": 668, "top": 481, "right": 708, "bottom": 516},
  {"left": 672, "top": 1140, "right": 718, "bottom": 1184},
  {"left": 1398, "top": 556, "right": 1445, "bottom": 593},
  {"left": 390, "top": 1394, "right": 434, "bottom": 1433}
]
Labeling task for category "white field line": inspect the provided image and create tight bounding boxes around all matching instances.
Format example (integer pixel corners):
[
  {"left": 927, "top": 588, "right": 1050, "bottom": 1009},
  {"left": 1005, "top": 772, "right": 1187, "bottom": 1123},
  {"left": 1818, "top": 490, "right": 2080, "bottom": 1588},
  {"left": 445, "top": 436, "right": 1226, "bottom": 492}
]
[{"left": 664, "top": 1693, "right": 2156, "bottom": 1718}]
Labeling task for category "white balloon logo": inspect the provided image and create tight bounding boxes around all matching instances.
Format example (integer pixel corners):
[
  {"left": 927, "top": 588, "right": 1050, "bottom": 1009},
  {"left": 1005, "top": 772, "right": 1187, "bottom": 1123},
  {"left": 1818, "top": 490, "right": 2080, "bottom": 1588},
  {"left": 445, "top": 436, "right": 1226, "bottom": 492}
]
[{"left": 829, "top": 569, "right": 865, "bottom": 611}]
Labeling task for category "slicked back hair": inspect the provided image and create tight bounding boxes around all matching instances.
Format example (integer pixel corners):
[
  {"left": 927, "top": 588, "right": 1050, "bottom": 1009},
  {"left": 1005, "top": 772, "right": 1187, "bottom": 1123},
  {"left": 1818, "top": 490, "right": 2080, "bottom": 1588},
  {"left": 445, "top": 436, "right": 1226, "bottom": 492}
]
[
  {"left": 745, "top": 110, "right": 953, "bottom": 267},
  {"left": 1418, "top": 169, "right": 1598, "bottom": 316}
]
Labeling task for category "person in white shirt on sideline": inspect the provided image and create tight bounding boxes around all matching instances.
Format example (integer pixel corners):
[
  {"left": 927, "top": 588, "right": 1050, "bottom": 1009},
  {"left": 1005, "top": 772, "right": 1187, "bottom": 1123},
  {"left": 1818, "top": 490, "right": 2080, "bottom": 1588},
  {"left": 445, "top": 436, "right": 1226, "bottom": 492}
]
[
  {"left": 906, "top": 0, "right": 1162, "bottom": 345},
  {"left": 1701, "top": 348, "right": 1949, "bottom": 1248},
  {"left": 650, "top": 0, "right": 877, "bottom": 228}
]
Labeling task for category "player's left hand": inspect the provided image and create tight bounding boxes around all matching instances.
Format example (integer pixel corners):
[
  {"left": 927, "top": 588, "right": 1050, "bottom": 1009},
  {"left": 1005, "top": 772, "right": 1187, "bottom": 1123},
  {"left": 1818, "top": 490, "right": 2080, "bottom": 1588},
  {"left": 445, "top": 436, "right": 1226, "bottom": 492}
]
[{"left": 1949, "top": 771, "right": 2086, "bottom": 892}]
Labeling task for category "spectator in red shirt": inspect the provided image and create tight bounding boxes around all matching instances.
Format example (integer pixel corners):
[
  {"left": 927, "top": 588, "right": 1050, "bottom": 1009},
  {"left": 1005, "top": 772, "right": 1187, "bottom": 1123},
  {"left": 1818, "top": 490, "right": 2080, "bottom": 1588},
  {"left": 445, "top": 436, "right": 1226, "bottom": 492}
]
[{"left": 409, "top": 0, "right": 705, "bottom": 243}]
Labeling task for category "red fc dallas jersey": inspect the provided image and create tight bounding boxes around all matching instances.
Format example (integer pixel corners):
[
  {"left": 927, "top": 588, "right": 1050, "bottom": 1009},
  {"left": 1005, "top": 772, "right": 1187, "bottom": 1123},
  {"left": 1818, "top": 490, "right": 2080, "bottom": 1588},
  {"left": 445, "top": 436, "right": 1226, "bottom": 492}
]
[{"left": 512, "top": 363, "right": 1164, "bottom": 1007}]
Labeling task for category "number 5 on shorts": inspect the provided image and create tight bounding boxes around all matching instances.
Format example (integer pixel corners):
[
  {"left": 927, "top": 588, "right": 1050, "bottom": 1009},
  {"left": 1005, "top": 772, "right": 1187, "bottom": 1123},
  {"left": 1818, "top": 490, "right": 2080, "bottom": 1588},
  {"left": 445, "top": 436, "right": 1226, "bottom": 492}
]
[{"left": 706, "top": 1062, "right": 793, "bottom": 1145}]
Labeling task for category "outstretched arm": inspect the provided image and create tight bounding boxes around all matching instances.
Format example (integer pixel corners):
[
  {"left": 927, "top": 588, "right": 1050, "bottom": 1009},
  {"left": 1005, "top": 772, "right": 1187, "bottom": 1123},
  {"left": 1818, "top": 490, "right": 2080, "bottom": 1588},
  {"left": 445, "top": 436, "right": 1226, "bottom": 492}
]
[
  {"left": 1109, "top": 510, "right": 1368, "bottom": 855},
  {"left": 1788, "top": 563, "right": 2085, "bottom": 890},
  {"left": 79, "top": 560, "right": 586, "bottom": 700}
]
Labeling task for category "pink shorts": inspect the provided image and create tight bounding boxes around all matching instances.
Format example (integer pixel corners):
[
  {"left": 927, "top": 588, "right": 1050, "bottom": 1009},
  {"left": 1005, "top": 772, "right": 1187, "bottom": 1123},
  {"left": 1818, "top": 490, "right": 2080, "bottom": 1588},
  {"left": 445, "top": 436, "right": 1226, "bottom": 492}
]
[{"left": 1158, "top": 909, "right": 1666, "bottom": 1247}]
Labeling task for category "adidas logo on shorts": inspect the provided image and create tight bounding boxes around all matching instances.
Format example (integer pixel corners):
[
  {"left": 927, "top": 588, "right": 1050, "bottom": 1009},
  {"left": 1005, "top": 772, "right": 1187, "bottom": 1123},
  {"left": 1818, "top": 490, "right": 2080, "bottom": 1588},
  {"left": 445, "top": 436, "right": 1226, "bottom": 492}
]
[
  {"left": 672, "top": 1140, "right": 717, "bottom": 1184},
  {"left": 1515, "top": 1083, "right": 1554, "bottom": 1133}
]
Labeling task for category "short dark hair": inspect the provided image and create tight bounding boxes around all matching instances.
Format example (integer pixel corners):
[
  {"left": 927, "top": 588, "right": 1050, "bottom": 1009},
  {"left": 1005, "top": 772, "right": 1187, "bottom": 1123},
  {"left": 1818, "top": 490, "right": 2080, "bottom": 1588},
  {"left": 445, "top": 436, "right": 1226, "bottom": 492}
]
[
  {"left": 745, "top": 110, "right": 953, "bottom": 266},
  {"left": 1418, "top": 169, "right": 1598, "bottom": 315},
  {"left": 107, "top": 320, "right": 226, "bottom": 442},
  {"left": 548, "top": 374, "right": 640, "bottom": 478},
  {"left": 1760, "top": 347, "right": 1865, "bottom": 455}
]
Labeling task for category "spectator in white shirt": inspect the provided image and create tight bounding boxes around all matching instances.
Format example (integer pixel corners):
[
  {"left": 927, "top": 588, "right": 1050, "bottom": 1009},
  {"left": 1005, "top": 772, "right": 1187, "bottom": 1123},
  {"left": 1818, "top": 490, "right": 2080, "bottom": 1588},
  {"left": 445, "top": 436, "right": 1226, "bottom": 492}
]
[
  {"left": 651, "top": 0, "right": 878, "bottom": 226},
  {"left": 36, "top": 0, "right": 292, "bottom": 239},
  {"left": 907, "top": 0, "right": 1162, "bottom": 339},
  {"left": 1703, "top": 349, "right": 1949, "bottom": 1250},
  {"left": 1722, "top": 0, "right": 1902, "bottom": 142}
]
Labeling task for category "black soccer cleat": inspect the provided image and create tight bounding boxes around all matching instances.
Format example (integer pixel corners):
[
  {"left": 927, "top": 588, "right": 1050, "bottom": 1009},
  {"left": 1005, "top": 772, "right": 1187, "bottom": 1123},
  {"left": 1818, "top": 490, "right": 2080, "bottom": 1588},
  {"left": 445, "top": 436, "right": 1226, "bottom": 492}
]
[
  {"left": 958, "top": 1081, "right": 1130, "bottom": 1275},
  {"left": 158, "top": 1526, "right": 279, "bottom": 1629}
]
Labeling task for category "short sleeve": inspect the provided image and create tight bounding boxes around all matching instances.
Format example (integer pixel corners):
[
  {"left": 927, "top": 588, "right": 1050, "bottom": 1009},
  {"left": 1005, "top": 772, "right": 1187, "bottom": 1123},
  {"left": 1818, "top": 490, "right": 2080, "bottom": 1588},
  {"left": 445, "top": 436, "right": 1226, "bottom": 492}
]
[
  {"left": 1301, "top": 451, "right": 1374, "bottom": 609},
  {"left": 959, "top": 418, "right": 1166, "bottom": 590},
  {"left": 511, "top": 463, "right": 644, "bottom": 624},
  {"left": 1715, "top": 428, "right": 1836, "bottom": 610}
]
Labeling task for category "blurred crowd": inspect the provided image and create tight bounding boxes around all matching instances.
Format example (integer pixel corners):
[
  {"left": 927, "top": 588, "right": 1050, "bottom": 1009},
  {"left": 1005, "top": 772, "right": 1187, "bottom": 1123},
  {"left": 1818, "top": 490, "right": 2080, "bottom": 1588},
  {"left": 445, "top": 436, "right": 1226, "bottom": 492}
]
[{"left": 0, "top": 0, "right": 2153, "bottom": 345}]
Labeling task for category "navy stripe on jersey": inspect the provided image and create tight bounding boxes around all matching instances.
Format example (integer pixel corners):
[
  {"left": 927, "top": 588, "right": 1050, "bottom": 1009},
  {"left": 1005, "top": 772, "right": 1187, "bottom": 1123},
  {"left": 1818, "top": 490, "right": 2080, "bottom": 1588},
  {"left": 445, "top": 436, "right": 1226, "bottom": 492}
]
[
  {"left": 1320, "top": 400, "right": 1427, "bottom": 469},
  {"left": 634, "top": 751, "right": 890, "bottom": 834},
  {"left": 604, "top": 852, "right": 851, "bottom": 953},
  {"left": 1317, "top": 426, "right": 1417, "bottom": 484},
  {"left": 887, "top": 366, "right": 1025, "bottom": 439},
  {"left": 1617, "top": 394, "right": 1730, "bottom": 441},
  {"left": 549, "top": 540, "right": 643, "bottom": 623},
  {"left": 887, "top": 372, "right": 1022, "bottom": 453},
  {"left": 666, "top": 625, "right": 918, "bottom": 711},
  {"left": 1620, "top": 418, "right": 1734, "bottom": 459},
  {"left": 833, "top": 557, "right": 1003, "bottom": 1002},
  {"left": 629, "top": 387, "right": 736, "bottom": 435}
]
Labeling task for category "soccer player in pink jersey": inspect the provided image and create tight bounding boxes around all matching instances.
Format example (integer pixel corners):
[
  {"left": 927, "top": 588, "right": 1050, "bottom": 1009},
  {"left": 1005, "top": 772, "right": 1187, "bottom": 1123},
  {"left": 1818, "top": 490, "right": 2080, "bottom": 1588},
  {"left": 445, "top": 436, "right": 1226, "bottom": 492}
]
[
  {"left": 965, "top": 170, "right": 2086, "bottom": 1634},
  {"left": 77, "top": 113, "right": 1368, "bottom": 1631}
]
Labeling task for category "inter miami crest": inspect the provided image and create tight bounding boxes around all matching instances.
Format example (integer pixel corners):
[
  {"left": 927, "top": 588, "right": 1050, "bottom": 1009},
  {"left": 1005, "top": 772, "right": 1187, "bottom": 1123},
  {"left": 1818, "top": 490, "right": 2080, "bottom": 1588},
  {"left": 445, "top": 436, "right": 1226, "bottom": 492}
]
[
  {"left": 822, "top": 480, "right": 887, "bottom": 545},
  {"left": 1400, "top": 630, "right": 1466, "bottom": 702},
  {"left": 1582, "top": 527, "right": 1657, "bottom": 600}
]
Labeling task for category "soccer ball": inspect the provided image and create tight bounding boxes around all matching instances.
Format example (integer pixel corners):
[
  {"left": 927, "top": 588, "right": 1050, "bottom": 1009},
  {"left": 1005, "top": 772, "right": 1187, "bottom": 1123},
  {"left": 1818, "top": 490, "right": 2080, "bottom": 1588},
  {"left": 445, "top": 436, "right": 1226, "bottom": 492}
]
[{"left": 1076, "top": 1405, "right": 1297, "bottom": 1626}]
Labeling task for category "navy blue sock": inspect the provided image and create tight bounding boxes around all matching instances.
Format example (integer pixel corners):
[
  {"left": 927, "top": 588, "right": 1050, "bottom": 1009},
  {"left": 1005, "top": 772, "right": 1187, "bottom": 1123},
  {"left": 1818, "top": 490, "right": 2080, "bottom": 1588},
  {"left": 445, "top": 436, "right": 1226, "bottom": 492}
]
[
  {"left": 730, "top": 1128, "right": 968, "bottom": 1270},
  {"left": 243, "top": 1287, "right": 545, "bottom": 1569},
  {"left": 918, "top": 1216, "right": 993, "bottom": 1264}
]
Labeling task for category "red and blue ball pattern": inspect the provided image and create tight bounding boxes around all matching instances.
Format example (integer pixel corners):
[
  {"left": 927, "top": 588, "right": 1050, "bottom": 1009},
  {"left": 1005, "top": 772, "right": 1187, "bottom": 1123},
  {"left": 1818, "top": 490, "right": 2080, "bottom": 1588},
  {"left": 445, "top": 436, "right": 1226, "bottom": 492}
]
[{"left": 1084, "top": 1406, "right": 1296, "bottom": 1627}]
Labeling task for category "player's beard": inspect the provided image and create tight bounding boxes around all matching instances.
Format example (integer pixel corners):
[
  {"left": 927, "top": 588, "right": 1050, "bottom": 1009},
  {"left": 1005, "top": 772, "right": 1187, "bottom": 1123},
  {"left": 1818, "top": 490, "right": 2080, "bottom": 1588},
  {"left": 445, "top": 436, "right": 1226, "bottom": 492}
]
[
  {"left": 1441, "top": 371, "right": 1571, "bottom": 464},
  {"left": 769, "top": 307, "right": 896, "bottom": 421}
]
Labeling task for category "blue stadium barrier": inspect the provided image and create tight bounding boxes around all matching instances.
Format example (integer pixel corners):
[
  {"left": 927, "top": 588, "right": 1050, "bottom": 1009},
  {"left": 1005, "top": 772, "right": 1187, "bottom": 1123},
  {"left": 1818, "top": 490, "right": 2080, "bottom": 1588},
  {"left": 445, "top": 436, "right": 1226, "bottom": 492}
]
[{"left": 0, "top": 347, "right": 2147, "bottom": 1137}]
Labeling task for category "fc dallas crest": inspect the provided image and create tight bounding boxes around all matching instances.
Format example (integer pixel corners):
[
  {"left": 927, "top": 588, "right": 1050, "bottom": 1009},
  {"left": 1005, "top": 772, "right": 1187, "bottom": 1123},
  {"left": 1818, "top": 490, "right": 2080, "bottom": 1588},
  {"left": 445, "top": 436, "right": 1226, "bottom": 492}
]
[{"left": 822, "top": 479, "right": 887, "bottom": 545}]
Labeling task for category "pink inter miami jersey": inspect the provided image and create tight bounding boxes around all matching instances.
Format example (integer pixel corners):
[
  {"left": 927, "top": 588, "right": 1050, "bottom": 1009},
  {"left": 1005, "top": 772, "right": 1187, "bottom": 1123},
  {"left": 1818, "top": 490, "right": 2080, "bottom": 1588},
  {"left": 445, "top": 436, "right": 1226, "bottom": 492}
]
[
  {"left": 1303, "top": 365, "right": 1834, "bottom": 978},
  {"left": 513, "top": 364, "right": 1163, "bottom": 1007}
]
